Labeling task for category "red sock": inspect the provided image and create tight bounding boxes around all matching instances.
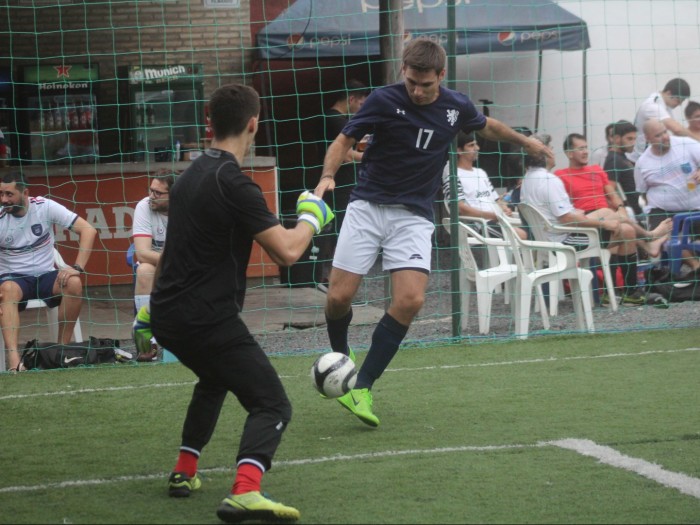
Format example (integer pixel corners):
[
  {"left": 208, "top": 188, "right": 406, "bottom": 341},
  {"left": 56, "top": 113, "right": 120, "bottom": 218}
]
[
  {"left": 232, "top": 462, "right": 263, "bottom": 495},
  {"left": 174, "top": 450, "right": 198, "bottom": 477}
]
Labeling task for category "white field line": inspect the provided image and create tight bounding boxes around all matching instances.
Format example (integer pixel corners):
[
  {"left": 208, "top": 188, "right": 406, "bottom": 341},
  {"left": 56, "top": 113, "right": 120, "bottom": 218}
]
[
  {"left": 3, "top": 440, "right": 700, "bottom": 500},
  {"left": 1, "top": 347, "right": 698, "bottom": 402},
  {"left": 548, "top": 438, "right": 700, "bottom": 500},
  {"left": 0, "top": 443, "right": 545, "bottom": 494}
]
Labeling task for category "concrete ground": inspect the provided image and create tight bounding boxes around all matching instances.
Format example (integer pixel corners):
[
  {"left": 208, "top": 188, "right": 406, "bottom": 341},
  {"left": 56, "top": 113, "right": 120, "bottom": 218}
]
[{"left": 11, "top": 282, "right": 386, "bottom": 349}]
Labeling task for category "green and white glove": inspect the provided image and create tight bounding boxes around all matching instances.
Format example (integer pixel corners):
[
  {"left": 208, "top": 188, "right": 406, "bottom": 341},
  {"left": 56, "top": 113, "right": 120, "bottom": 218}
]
[{"left": 296, "top": 191, "right": 335, "bottom": 234}]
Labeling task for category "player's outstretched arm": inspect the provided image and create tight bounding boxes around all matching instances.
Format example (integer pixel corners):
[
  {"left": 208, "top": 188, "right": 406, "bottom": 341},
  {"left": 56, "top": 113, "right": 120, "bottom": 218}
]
[
  {"left": 478, "top": 117, "right": 554, "bottom": 163},
  {"left": 255, "top": 191, "right": 334, "bottom": 267},
  {"left": 315, "top": 133, "right": 356, "bottom": 197}
]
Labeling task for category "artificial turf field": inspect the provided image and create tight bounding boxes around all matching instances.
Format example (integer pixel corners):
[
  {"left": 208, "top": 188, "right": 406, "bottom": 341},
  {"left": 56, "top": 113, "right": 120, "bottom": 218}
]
[{"left": 1, "top": 328, "right": 699, "bottom": 524}]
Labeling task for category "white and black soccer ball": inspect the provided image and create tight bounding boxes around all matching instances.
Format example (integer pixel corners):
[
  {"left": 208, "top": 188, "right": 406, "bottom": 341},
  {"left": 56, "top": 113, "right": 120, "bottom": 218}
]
[{"left": 310, "top": 352, "right": 357, "bottom": 398}]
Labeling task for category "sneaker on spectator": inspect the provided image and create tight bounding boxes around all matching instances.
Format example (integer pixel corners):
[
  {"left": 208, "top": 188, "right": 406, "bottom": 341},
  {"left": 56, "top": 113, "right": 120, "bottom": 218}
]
[
  {"left": 600, "top": 292, "right": 620, "bottom": 307},
  {"left": 621, "top": 288, "right": 646, "bottom": 306}
]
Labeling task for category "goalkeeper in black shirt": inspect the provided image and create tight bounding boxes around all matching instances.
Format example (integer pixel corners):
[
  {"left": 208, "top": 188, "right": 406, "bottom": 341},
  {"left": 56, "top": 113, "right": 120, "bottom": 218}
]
[{"left": 134, "top": 83, "right": 334, "bottom": 524}]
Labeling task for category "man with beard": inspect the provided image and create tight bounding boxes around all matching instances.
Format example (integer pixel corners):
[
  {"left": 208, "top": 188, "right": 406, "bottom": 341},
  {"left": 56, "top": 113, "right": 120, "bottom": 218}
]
[
  {"left": 635, "top": 118, "right": 700, "bottom": 274},
  {"left": 0, "top": 171, "right": 96, "bottom": 371},
  {"left": 131, "top": 169, "right": 178, "bottom": 314}
]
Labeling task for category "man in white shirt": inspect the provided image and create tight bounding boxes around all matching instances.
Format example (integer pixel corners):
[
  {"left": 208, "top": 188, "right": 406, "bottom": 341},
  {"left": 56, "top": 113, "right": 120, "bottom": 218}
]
[
  {"left": 131, "top": 169, "right": 176, "bottom": 313},
  {"left": 521, "top": 134, "right": 623, "bottom": 243},
  {"left": 630, "top": 78, "right": 698, "bottom": 163},
  {"left": 0, "top": 171, "right": 96, "bottom": 371},
  {"left": 635, "top": 118, "right": 700, "bottom": 272},
  {"left": 442, "top": 131, "right": 526, "bottom": 239}
]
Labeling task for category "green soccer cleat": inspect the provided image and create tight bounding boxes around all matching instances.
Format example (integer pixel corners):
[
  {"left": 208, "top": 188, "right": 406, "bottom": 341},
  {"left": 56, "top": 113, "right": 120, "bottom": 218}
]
[
  {"left": 168, "top": 471, "right": 202, "bottom": 498},
  {"left": 216, "top": 491, "right": 300, "bottom": 524},
  {"left": 337, "top": 387, "right": 380, "bottom": 427}
]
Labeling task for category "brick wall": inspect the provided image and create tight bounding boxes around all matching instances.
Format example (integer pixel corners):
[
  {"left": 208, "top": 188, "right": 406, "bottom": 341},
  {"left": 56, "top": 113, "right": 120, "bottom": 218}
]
[{"left": 0, "top": 0, "right": 253, "bottom": 159}]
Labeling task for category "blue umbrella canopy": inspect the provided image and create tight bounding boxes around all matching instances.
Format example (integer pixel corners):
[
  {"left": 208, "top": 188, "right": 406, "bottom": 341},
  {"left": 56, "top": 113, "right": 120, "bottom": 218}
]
[{"left": 258, "top": 0, "right": 590, "bottom": 59}]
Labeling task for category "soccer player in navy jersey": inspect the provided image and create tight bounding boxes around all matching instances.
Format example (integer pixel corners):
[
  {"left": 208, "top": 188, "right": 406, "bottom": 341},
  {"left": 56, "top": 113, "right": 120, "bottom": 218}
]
[{"left": 314, "top": 38, "right": 553, "bottom": 427}]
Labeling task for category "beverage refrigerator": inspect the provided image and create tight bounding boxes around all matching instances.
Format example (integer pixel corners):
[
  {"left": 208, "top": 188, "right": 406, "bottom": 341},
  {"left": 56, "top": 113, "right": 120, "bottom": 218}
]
[
  {"left": 121, "top": 64, "right": 204, "bottom": 163},
  {"left": 17, "top": 63, "right": 99, "bottom": 165}
]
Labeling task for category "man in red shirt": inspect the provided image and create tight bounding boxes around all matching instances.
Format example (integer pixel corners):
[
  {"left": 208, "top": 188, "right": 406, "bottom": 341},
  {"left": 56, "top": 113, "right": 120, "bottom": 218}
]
[{"left": 555, "top": 133, "right": 671, "bottom": 305}]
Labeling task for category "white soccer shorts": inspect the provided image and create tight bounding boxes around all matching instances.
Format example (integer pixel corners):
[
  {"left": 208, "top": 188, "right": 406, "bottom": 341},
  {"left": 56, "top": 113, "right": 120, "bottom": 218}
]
[{"left": 332, "top": 200, "right": 434, "bottom": 275}]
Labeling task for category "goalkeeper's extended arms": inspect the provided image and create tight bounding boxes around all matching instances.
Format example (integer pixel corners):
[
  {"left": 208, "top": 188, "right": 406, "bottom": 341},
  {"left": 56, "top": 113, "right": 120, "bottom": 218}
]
[{"left": 296, "top": 191, "right": 335, "bottom": 234}]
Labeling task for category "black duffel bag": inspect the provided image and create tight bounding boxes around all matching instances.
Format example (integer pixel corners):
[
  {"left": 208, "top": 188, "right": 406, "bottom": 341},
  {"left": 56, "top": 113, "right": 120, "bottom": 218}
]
[{"left": 20, "top": 337, "right": 127, "bottom": 370}]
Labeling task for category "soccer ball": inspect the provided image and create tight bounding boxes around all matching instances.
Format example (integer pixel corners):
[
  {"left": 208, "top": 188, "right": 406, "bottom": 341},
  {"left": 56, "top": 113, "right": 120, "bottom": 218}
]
[{"left": 310, "top": 352, "right": 357, "bottom": 398}]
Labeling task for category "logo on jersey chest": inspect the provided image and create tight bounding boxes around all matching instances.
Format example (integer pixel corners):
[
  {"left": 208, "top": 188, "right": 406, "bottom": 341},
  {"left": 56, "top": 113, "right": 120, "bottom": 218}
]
[
  {"left": 447, "top": 109, "right": 459, "bottom": 126},
  {"left": 31, "top": 224, "right": 43, "bottom": 236}
]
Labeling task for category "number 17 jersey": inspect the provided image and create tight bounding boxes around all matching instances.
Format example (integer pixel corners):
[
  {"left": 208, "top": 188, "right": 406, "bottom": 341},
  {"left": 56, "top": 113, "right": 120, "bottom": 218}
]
[{"left": 341, "top": 82, "right": 486, "bottom": 221}]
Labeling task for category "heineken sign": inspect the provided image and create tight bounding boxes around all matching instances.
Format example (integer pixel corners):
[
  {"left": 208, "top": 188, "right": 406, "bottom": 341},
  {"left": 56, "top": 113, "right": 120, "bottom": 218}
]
[
  {"left": 23, "top": 64, "right": 99, "bottom": 90},
  {"left": 129, "top": 64, "right": 203, "bottom": 85}
]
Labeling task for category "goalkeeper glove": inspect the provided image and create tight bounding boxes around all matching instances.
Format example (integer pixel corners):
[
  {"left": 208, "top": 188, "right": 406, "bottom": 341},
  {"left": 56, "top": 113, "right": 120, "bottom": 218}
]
[{"left": 296, "top": 191, "right": 335, "bottom": 234}]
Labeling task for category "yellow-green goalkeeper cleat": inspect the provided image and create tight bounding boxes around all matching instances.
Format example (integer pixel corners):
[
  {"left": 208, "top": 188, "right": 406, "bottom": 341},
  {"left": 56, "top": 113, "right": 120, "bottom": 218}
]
[
  {"left": 168, "top": 471, "right": 202, "bottom": 498},
  {"left": 337, "top": 387, "right": 380, "bottom": 427},
  {"left": 216, "top": 491, "right": 300, "bottom": 524}
]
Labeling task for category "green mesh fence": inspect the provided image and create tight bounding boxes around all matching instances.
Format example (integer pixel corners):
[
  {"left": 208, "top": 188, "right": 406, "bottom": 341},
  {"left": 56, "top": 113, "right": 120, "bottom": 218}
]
[{"left": 0, "top": 0, "right": 699, "bottom": 365}]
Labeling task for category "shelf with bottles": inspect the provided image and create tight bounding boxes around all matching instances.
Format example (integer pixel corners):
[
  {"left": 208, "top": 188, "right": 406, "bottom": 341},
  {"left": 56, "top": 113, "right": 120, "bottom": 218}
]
[{"left": 29, "top": 95, "right": 97, "bottom": 134}]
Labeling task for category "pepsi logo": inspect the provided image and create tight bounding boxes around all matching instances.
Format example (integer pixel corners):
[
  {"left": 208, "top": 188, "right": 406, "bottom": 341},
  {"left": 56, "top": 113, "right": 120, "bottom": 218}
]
[{"left": 498, "top": 32, "right": 516, "bottom": 46}]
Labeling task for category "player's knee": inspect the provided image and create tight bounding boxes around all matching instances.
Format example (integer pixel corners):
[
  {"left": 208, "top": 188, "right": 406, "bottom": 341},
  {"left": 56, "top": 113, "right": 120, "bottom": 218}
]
[
  {"left": 394, "top": 293, "right": 425, "bottom": 317},
  {"left": 326, "top": 289, "right": 352, "bottom": 312},
  {"left": 0, "top": 280, "right": 22, "bottom": 301},
  {"left": 63, "top": 278, "right": 83, "bottom": 297}
]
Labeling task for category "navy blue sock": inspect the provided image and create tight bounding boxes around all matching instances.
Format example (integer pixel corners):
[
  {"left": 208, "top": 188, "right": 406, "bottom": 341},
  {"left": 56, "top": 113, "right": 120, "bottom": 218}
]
[
  {"left": 326, "top": 308, "right": 353, "bottom": 355},
  {"left": 356, "top": 313, "right": 408, "bottom": 389}
]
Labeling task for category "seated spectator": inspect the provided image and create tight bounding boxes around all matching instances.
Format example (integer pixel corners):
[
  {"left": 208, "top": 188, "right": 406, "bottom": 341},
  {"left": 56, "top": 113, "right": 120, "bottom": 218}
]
[
  {"left": 521, "top": 135, "right": 661, "bottom": 305},
  {"left": 442, "top": 131, "right": 526, "bottom": 239},
  {"left": 0, "top": 171, "right": 96, "bottom": 371},
  {"left": 604, "top": 120, "right": 643, "bottom": 215},
  {"left": 589, "top": 122, "right": 615, "bottom": 168},
  {"left": 132, "top": 169, "right": 177, "bottom": 313},
  {"left": 557, "top": 132, "right": 670, "bottom": 257},
  {"left": 684, "top": 100, "right": 700, "bottom": 137},
  {"left": 635, "top": 118, "right": 700, "bottom": 274}
]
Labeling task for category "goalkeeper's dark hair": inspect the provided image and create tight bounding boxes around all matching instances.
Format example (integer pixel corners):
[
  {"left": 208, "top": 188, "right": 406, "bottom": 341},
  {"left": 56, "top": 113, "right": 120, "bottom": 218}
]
[{"left": 209, "top": 83, "right": 260, "bottom": 140}]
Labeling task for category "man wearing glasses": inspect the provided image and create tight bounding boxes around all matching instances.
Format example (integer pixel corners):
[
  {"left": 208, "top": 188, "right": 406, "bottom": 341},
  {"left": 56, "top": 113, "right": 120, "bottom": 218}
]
[
  {"left": 132, "top": 169, "right": 178, "bottom": 317},
  {"left": 630, "top": 78, "right": 694, "bottom": 163}
]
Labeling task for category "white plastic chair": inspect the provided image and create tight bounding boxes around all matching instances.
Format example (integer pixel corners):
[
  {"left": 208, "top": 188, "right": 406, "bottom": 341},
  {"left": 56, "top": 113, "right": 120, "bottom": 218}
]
[
  {"left": 443, "top": 218, "right": 521, "bottom": 334},
  {"left": 517, "top": 202, "right": 618, "bottom": 314},
  {"left": 494, "top": 206, "right": 595, "bottom": 340},
  {"left": 0, "top": 249, "right": 84, "bottom": 371},
  {"left": 442, "top": 200, "right": 517, "bottom": 304}
]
